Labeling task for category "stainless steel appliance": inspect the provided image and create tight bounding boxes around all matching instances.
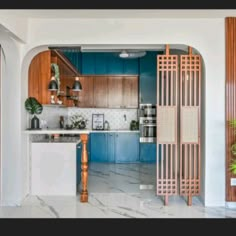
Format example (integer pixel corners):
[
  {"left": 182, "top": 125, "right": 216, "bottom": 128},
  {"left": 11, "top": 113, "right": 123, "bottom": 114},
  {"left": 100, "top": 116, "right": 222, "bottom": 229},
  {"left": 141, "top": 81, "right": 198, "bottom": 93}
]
[
  {"left": 139, "top": 104, "right": 156, "bottom": 118},
  {"left": 139, "top": 104, "right": 156, "bottom": 143}
]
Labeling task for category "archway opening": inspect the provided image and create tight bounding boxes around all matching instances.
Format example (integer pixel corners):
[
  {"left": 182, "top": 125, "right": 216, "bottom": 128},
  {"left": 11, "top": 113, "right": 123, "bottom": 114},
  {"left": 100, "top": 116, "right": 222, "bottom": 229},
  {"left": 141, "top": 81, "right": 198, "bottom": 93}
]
[{"left": 22, "top": 44, "right": 206, "bottom": 206}]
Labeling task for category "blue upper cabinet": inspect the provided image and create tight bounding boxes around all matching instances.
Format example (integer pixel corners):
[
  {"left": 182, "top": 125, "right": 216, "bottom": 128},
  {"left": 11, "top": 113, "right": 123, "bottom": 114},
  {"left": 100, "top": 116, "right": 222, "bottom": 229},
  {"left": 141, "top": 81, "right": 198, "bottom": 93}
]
[
  {"left": 139, "top": 51, "right": 163, "bottom": 104},
  {"left": 79, "top": 52, "right": 138, "bottom": 75},
  {"left": 107, "top": 53, "right": 124, "bottom": 74},
  {"left": 82, "top": 53, "right": 96, "bottom": 74},
  {"left": 95, "top": 53, "right": 108, "bottom": 74},
  {"left": 62, "top": 51, "right": 82, "bottom": 74},
  {"left": 123, "top": 59, "right": 139, "bottom": 75}
]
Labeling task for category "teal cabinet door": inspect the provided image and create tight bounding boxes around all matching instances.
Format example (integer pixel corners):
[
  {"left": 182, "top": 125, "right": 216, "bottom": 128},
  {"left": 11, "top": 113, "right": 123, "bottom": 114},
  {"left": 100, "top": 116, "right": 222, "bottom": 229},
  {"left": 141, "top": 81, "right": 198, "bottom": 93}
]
[
  {"left": 107, "top": 53, "right": 124, "bottom": 74},
  {"left": 139, "top": 51, "right": 163, "bottom": 104},
  {"left": 82, "top": 53, "right": 96, "bottom": 74},
  {"left": 61, "top": 51, "right": 82, "bottom": 74},
  {"left": 95, "top": 53, "right": 108, "bottom": 74},
  {"left": 139, "top": 143, "right": 157, "bottom": 162},
  {"left": 115, "top": 133, "right": 139, "bottom": 163},
  {"left": 123, "top": 58, "right": 139, "bottom": 75},
  {"left": 90, "top": 133, "right": 108, "bottom": 162},
  {"left": 107, "top": 133, "right": 115, "bottom": 162}
]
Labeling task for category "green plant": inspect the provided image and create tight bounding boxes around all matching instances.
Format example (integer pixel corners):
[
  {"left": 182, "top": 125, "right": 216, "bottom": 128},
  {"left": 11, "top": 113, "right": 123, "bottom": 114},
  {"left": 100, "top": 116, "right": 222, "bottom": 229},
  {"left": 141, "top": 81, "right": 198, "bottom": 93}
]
[
  {"left": 70, "top": 113, "right": 87, "bottom": 129},
  {"left": 229, "top": 119, "right": 236, "bottom": 174},
  {"left": 229, "top": 159, "right": 236, "bottom": 175},
  {"left": 51, "top": 63, "right": 60, "bottom": 95},
  {"left": 25, "top": 97, "right": 43, "bottom": 115}
]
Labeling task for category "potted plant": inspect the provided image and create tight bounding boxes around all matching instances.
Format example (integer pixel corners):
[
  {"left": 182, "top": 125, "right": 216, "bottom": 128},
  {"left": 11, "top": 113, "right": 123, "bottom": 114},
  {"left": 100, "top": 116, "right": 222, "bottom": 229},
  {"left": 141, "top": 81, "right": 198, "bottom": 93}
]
[
  {"left": 25, "top": 97, "right": 43, "bottom": 129},
  {"left": 70, "top": 113, "right": 87, "bottom": 129}
]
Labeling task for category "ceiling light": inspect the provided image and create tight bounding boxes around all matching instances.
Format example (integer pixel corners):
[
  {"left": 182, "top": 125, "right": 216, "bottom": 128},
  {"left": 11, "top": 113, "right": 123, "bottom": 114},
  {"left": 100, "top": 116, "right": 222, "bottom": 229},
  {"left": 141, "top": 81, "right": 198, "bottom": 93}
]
[{"left": 119, "top": 50, "right": 129, "bottom": 58}]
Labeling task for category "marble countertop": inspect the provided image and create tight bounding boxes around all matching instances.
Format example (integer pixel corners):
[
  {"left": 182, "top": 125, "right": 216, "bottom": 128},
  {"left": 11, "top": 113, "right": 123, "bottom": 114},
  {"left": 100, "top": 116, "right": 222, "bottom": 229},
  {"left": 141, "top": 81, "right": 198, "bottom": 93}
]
[{"left": 23, "top": 129, "right": 140, "bottom": 134}]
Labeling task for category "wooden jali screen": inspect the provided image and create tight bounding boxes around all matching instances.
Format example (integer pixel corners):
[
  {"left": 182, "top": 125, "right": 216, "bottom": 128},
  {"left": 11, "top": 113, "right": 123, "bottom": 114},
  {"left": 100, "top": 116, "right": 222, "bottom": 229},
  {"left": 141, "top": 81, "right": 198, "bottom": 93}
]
[
  {"left": 156, "top": 45, "right": 202, "bottom": 206},
  {"left": 179, "top": 47, "right": 201, "bottom": 206},
  {"left": 157, "top": 45, "right": 178, "bottom": 206}
]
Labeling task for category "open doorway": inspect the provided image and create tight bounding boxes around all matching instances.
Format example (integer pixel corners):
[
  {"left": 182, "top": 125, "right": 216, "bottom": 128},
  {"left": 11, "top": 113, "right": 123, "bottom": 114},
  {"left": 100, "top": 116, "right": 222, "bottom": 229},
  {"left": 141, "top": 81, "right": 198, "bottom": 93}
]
[{"left": 26, "top": 44, "right": 205, "bottom": 206}]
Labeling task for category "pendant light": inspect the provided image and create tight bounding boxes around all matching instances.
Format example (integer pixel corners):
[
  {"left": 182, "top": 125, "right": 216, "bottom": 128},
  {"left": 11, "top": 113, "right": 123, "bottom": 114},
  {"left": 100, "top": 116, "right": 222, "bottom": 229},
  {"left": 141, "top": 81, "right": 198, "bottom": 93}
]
[
  {"left": 72, "top": 76, "right": 82, "bottom": 91},
  {"left": 48, "top": 76, "right": 58, "bottom": 91}
]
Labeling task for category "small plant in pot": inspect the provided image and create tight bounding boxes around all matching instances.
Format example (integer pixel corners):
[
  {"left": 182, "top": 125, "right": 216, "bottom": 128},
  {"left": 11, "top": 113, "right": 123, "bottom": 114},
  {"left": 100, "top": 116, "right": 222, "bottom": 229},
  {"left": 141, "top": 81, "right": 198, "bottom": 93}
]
[{"left": 25, "top": 97, "right": 43, "bottom": 129}]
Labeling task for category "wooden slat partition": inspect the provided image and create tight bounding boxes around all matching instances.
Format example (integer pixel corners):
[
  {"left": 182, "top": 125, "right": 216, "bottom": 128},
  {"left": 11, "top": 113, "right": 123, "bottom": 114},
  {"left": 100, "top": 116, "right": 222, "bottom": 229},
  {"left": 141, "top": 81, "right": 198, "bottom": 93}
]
[
  {"left": 179, "top": 47, "right": 201, "bottom": 205},
  {"left": 226, "top": 17, "right": 236, "bottom": 202},
  {"left": 157, "top": 45, "right": 178, "bottom": 205}
]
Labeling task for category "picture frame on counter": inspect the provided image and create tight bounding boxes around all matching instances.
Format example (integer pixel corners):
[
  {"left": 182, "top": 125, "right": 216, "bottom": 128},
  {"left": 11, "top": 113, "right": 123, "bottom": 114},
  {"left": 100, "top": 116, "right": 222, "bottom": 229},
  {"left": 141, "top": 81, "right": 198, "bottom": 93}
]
[{"left": 92, "top": 114, "right": 104, "bottom": 130}]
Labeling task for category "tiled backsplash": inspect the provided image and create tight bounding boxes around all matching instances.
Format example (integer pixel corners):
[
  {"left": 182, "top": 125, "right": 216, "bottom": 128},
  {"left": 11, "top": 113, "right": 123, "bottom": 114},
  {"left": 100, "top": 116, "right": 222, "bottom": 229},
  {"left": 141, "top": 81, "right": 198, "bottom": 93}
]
[
  {"left": 68, "top": 108, "right": 138, "bottom": 130},
  {"left": 38, "top": 106, "right": 68, "bottom": 129},
  {"left": 39, "top": 106, "right": 138, "bottom": 130}
]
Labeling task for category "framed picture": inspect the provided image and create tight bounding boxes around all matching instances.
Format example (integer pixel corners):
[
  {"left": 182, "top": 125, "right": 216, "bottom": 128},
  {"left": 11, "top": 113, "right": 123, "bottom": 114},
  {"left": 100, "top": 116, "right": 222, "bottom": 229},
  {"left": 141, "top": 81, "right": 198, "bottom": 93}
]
[{"left": 92, "top": 114, "right": 104, "bottom": 130}]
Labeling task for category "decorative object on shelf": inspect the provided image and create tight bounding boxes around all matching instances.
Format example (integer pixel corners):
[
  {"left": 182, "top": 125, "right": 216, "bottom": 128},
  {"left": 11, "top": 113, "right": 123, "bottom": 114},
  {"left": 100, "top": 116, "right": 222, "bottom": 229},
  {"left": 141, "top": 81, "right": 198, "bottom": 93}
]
[
  {"left": 59, "top": 116, "right": 64, "bottom": 129},
  {"left": 104, "top": 120, "right": 110, "bottom": 130},
  {"left": 56, "top": 76, "right": 82, "bottom": 106},
  {"left": 25, "top": 97, "right": 43, "bottom": 130},
  {"left": 92, "top": 114, "right": 104, "bottom": 130},
  {"left": 57, "top": 99, "right": 63, "bottom": 105},
  {"left": 228, "top": 119, "right": 236, "bottom": 174},
  {"left": 50, "top": 95, "right": 56, "bottom": 104},
  {"left": 70, "top": 113, "right": 88, "bottom": 129},
  {"left": 51, "top": 63, "right": 60, "bottom": 96},
  {"left": 130, "top": 120, "right": 139, "bottom": 130}
]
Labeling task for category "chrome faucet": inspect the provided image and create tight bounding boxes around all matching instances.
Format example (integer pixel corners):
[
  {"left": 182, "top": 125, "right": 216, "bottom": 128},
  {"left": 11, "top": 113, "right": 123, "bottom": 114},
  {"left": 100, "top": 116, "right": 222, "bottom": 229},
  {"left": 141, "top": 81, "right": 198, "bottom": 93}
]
[{"left": 124, "top": 114, "right": 127, "bottom": 121}]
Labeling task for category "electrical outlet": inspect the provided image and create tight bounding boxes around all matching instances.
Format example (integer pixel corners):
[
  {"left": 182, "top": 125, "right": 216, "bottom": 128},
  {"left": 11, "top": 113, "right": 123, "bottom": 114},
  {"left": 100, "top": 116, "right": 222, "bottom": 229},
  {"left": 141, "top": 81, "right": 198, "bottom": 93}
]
[{"left": 230, "top": 178, "right": 236, "bottom": 186}]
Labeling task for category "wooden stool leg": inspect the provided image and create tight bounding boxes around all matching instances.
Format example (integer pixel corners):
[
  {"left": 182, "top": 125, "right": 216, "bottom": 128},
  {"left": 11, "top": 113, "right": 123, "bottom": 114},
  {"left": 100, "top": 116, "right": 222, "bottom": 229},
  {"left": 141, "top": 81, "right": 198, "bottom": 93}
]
[
  {"left": 164, "top": 195, "right": 168, "bottom": 206},
  {"left": 187, "top": 195, "right": 192, "bottom": 206},
  {"left": 80, "top": 134, "right": 88, "bottom": 202}
]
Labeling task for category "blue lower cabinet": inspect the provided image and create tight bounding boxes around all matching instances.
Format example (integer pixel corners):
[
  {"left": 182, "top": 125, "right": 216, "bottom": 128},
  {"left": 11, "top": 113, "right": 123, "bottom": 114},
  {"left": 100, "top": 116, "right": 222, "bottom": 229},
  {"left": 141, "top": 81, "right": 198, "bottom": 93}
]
[
  {"left": 107, "top": 133, "right": 115, "bottom": 162},
  {"left": 115, "top": 133, "right": 139, "bottom": 163},
  {"left": 76, "top": 142, "right": 82, "bottom": 185},
  {"left": 139, "top": 143, "right": 157, "bottom": 163},
  {"left": 89, "top": 132, "right": 141, "bottom": 163},
  {"left": 90, "top": 133, "right": 108, "bottom": 162}
]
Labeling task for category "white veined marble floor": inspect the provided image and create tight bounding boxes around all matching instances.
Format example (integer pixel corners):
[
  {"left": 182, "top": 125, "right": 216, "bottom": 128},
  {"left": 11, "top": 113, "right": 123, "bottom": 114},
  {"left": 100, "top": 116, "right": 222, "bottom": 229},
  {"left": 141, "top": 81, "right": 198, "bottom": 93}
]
[{"left": 1, "top": 163, "right": 236, "bottom": 218}]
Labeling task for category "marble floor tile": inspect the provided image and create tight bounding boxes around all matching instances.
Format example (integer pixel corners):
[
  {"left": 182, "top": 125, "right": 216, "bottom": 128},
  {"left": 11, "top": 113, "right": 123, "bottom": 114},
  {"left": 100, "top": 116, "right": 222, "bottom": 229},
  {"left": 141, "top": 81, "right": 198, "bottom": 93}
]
[{"left": 0, "top": 163, "right": 236, "bottom": 218}]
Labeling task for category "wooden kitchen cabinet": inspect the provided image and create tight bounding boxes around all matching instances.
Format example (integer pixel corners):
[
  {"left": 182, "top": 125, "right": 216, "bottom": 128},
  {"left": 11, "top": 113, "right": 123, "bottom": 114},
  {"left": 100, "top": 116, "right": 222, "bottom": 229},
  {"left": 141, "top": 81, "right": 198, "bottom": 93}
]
[
  {"left": 123, "top": 76, "right": 138, "bottom": 108},
  {"left": 108, "top": 76, "right": 123, "bottom": 108},
  {"left": 28, "top": 50, "right": 139, "bottom": 108},
  {"left": 93, "top": 76, "right": 108, "bottom": 108},
  {"left": 78, "top": 76, "right": 94, "bottom": 108},
  {"left": 28, "top": 50, "right": 51, "bottom": 104},
  {"left": 28, "top": 49, "right": 79, "bottom": 105}
]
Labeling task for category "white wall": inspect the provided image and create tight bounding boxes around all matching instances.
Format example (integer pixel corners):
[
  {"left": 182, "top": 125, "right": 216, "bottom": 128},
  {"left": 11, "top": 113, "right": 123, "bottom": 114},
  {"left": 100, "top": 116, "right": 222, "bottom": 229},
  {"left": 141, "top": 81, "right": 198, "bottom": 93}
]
[
  {"left": 0, "top": 16, "right": 28, "bottom": 43},
  {"left": 0, "top": 27, "right": 24, "bottom": 205},
  {"left": 20, "top": 18, "right": 225, "bottom": 206},
  {"left": 0, "top": 17, "right": 215, "bottom": 206}
]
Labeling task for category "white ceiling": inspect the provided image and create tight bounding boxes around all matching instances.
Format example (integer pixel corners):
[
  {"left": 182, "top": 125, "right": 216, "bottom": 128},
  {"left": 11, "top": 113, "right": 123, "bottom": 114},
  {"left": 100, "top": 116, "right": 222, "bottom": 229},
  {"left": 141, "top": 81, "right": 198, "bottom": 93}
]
[{"left": 1, "top": 9, "right": 236, "bottom": 19}]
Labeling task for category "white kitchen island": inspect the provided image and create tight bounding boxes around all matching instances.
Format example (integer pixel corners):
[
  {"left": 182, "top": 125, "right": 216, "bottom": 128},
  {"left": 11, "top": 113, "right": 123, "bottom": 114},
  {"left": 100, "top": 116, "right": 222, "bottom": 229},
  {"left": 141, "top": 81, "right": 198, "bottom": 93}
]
[
  {"left": 24, "top": 129, "right": 90, "bottom": 202},
  {"left": 23, "top": 129, "right": 139, "bottom": 202}
]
